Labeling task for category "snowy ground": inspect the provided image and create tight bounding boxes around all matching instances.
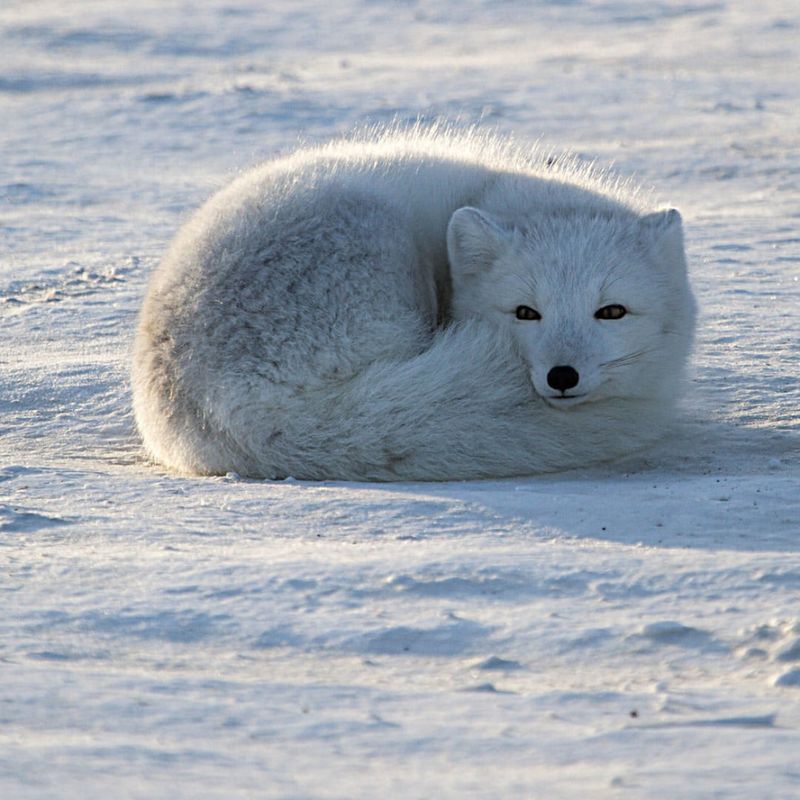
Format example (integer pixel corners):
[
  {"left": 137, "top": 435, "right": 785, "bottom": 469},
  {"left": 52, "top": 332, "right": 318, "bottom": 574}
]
[{"left": 2, "top": 1, "right": 799, "bottom": 797}]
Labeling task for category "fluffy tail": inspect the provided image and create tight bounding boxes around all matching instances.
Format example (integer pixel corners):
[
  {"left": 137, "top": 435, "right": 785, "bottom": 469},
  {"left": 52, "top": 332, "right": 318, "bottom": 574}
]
[{"left": 174, "top": 321, "right": 668, "bottom": 481}]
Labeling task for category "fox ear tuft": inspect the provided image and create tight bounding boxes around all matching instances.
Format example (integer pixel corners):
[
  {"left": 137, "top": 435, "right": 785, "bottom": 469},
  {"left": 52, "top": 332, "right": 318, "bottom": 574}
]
[
  {"left": 447, "top": 207, "right": 512, "bottom": 277},
  {"left": 640, "top": 208, "right": 686, "bottom": 266},
  {"left": 641, "top": 207, "right": 682, "bottom": 234}
]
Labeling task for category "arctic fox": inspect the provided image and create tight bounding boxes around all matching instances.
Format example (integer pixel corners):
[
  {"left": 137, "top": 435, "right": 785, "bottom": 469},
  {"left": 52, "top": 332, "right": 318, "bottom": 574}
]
[{"left": 132, "top": 125, "right": 696, "bottom": 481}]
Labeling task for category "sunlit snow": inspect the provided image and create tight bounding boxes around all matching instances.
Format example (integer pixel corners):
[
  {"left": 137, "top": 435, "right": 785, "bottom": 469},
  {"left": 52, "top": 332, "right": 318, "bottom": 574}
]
[{"left": 1, "top": 1, "right": 799, "bottom": 797}]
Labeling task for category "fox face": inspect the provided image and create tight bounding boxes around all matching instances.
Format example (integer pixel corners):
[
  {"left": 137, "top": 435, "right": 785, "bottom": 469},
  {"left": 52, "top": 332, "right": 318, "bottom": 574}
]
[{"left": 447, "top": 204, "right": 695, "bottom": 408}]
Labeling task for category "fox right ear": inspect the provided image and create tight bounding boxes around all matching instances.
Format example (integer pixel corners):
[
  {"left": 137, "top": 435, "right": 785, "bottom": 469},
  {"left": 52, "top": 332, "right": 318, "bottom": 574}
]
[
  {"left": 447, "top": 207, "right": 512, "bottom": 277},
  {"left": 640, "top": 208, "right": 687, "bottom": 270}
]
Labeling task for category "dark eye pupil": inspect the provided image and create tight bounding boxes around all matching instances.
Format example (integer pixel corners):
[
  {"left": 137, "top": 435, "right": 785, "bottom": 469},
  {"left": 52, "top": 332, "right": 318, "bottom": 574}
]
[
  {"left": 596, "top": 304, "right": 627, "bottom": 320},
  {"left": 516, "top": 305, "right": 540, "bottom": 320}
]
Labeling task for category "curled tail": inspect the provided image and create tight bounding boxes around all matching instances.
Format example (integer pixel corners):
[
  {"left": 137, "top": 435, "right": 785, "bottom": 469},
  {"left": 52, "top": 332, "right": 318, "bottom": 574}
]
[
  {"left": 137, "top": 321, "right": 667, "bottom": 481},
  {"left": 248, "top": 322, "right": 540, "bottom": 480}
]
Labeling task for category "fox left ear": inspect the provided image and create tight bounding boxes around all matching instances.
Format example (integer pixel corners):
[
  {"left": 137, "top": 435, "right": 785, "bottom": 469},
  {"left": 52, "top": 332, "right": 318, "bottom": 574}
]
[
  {"left": 640, "top": 208, "right": 686, "bottom": 266},
  {"left": 447, "top": 207, "right": 512, "bottom": 277}
]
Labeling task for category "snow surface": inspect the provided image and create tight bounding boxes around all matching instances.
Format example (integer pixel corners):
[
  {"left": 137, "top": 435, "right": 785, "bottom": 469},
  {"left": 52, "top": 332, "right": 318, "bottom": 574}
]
[{"left": 1, "top": 1, "right": 799, "bottom": 797}]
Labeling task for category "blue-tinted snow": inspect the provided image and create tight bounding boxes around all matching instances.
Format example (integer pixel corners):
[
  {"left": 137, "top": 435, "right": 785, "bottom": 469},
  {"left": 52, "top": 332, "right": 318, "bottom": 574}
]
[{"left": 1, "top": 1, "right": 799, "bottom": 797}]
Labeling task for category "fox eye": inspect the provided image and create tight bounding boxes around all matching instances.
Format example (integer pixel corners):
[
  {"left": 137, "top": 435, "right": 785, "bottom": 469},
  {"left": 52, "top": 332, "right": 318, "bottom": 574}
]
[
  {"left": 595, "top": 304, "right": 627, "bottom": 320},
  {"left": 515, "top": 305, "right": 541, "bottom": 321}
]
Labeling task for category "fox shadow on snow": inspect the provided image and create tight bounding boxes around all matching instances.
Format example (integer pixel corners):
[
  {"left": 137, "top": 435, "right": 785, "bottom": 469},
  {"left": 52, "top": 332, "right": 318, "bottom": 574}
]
[{"left": 348, "top": 417, "right": 800, "bottom": 554}]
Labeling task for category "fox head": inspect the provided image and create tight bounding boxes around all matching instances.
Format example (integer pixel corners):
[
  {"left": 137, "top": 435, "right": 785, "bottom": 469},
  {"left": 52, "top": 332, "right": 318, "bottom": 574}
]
[{"left": 447, "top": 204, "right": 696, "bottom": 408}]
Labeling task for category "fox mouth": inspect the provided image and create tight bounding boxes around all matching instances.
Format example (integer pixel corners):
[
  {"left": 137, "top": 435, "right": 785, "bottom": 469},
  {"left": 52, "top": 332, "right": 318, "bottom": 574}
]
[{"left": 543, "top": 393, "right": 589, "bottom": 409}]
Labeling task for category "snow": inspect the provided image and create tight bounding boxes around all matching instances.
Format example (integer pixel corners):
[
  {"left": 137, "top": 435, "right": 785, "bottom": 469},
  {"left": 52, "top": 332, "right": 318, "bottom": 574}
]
[{"left": 1, "top": 0, "right": 799, "bottom": 797}]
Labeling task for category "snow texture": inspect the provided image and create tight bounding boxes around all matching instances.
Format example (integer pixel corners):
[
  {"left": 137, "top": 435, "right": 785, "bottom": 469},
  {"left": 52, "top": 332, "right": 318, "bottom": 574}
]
[{"left": 1, "top": 1, "right": 798, "bottom": 797}]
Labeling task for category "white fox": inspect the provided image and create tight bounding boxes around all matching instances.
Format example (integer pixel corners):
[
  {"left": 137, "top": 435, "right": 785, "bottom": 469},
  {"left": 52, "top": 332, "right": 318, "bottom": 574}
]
[{"left": 132, "top": 125, "right": 696, "bottom": 481}]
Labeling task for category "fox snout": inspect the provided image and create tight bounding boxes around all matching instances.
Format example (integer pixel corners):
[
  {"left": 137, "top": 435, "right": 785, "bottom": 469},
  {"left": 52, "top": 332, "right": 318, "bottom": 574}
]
[
  {"left": 546, "top": 365, "right": 580, "bottom": 393},
  {"left": 532, "top": 363, "right": 590, "bottom": 408}
]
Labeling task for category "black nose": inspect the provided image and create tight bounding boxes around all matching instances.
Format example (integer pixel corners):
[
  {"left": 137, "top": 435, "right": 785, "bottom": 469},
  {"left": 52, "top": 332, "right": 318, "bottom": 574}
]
[{"left": 547, "top": 365, "right": 579, "bottom": 392}]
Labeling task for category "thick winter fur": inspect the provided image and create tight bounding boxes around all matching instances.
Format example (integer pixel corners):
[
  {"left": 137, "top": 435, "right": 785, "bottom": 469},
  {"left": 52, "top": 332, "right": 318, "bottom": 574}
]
[{"left": 132, "top": 125, "right": 696, "bottom": 481}]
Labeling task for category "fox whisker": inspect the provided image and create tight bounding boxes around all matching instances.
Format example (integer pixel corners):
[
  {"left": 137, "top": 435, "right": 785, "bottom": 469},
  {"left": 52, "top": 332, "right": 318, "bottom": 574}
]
[{"left": 600, "top": 349, "right": 652, "bottom": 368}]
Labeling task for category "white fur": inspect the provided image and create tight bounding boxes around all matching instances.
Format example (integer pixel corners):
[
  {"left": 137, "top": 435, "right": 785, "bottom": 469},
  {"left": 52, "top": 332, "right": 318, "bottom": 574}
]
[{"left": 131, "top": 125, "right": 696, "bottom": 480}]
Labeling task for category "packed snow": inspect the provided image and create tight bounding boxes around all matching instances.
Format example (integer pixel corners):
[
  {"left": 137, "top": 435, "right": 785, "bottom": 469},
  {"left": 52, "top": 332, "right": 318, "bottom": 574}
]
[{"left": 1, "top": 1, "right": 799, "bottom": 797}]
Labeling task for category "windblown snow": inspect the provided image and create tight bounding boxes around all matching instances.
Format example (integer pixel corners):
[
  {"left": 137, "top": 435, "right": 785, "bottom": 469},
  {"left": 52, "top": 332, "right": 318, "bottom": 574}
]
[{"left": 1, "top": 1, "right": 799, "bottom": 798}]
